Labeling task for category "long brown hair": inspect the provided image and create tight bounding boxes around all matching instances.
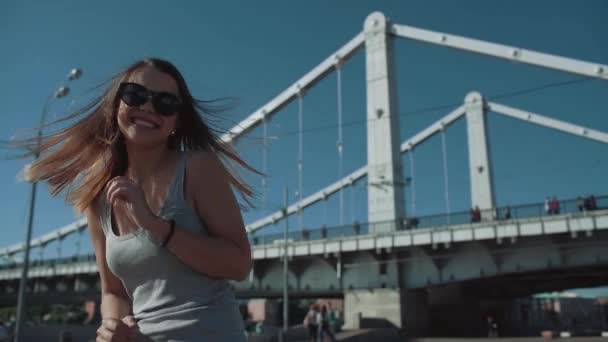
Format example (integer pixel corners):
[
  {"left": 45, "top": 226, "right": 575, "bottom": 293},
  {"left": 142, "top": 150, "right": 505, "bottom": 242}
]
[{"left": 18, "top": 58, "right": 256, "bottom": 213}]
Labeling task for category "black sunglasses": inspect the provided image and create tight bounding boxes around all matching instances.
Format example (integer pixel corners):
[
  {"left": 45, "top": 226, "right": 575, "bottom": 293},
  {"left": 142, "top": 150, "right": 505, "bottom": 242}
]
[{"left": 118, "top": 82, "right": 183, "bottom": 116}]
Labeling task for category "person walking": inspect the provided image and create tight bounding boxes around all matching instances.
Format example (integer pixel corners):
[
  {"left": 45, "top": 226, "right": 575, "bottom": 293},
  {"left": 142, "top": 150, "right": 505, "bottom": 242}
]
[
  {"left": 304, "top": 304, "right": 319, "bottom": 342},
  {"left": 474, "top": 206, "right": 481, "bottom": 222},
  {"left": 589, "top": 195, "right": 597, "bottom": 211},
  {"left": 318, "top": 306, "right": 336, "bottom": 342},
  {"left": 551, "top": 196, "right": 560, "bottom": 215},
  {"left": 503, "top": 206, "right": 511, "bottom": 220}
]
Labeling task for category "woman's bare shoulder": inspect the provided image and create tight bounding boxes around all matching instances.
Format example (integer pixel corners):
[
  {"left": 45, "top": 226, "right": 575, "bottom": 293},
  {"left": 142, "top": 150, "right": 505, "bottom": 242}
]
[{"left": 185, "top": 149, "right": 226, "bottom": 179}]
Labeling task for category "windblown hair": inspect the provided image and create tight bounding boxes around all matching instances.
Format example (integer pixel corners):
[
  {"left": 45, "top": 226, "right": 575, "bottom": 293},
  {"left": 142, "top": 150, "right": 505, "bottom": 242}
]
[{"left": 18, "top": 58, "right": 256, "bottom": 213}]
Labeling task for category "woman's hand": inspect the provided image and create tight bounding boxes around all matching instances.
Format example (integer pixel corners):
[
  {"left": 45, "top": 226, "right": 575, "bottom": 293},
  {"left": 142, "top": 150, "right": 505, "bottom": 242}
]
[
  {"left": 96, "top": 317, "right": 138, "bottom": 342},
  {"left": 106, "top": 176, "right": 157, "bottom": 230}
]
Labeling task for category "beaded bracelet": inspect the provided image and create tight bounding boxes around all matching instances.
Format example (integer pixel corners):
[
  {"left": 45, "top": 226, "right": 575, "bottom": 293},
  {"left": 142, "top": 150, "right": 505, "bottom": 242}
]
[{"left": 161, "top": 219, "right": 176, "bottom": 247}]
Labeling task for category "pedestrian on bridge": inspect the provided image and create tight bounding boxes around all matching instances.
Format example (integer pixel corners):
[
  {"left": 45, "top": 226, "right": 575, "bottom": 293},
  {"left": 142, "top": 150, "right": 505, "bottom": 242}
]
[
  {"left": 577, "top": 196, "right": 585, "bottom": 212},
  {"left": 551, "top": 196, "right": 560, "bottom": 215},
  {"left": 503, "top": 206, "right": 511, "bottom": 220},
  {"left": 18, "top": 58, "right": 257, "bottom": 341}
]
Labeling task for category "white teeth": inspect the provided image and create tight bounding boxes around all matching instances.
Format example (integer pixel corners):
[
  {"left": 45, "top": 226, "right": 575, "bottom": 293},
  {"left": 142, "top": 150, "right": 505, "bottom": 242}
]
[{"left": 133, "top": 118, "right": 157, "bottom": 128}]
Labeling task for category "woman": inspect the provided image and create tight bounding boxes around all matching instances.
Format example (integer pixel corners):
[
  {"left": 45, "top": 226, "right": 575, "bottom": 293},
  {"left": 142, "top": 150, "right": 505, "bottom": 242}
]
[{"left": 21, "top": 58, "right": 254, "bottom": 341}]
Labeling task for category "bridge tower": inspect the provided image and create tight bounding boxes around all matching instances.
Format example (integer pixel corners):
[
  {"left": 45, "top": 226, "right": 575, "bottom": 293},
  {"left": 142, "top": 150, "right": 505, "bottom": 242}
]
[
  {"left": 364, "top": 11, "right": 406, "bottom": 233},
  {"left": 465, "top": 92, "right": 496, "bottom": 218},
  {"left": 345, "top": 11, "right": 429, "bottom": 335}
]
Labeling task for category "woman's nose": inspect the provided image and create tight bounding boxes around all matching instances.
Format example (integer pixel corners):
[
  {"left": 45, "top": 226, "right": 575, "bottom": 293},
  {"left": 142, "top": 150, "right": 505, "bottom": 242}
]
[{"left": 139, "top": 98, "right": 156, "bottom": 113}]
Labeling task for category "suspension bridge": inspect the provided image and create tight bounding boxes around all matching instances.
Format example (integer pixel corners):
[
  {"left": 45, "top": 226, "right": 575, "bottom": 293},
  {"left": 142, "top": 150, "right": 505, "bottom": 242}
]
[{"left": 1, "top": 11, "right": 607, "bottom": 336}]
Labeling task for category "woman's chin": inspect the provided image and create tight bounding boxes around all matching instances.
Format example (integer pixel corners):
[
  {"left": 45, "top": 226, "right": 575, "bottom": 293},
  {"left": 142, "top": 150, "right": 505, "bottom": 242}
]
[{"left": 124, "top": 133, "right": 168, "bottom": 148}]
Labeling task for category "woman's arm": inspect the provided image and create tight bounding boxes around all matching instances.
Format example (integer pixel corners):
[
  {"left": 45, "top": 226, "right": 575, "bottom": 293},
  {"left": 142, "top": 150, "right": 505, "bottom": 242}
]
[
  {"left": 85, "top": 205, "right": 132, "bottom": 319},
  {"left": 147, "top": 150, "right": 252, "bottom": 281}
]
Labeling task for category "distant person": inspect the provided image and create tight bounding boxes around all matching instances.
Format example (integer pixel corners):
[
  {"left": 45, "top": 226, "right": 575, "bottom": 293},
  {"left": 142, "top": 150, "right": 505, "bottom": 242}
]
[
  {"left": 545, "top": 197, "right": 551, "bottom": 215},
  {"left": 14, "top": 58, "right": 256, "bottom": 341},
  {"left": 551, "top": 196, "right": 560, "bottom": 215},
  {"left": 503, "top": 206, "right": 511, "bottom": 220},
  {"left": 577, "top": 197, "right": 584, "bottom": 212},
  {"left": 487, "top": 316, "right": 498, "bottom": 337},
  {"left": 474, "top": 206, "right": 481, "bottom": 222},
  {"left": 589, "top": 195, "right": 597, "bottom": 211},
  {"left": 303, "top": 304, "right": 319, "bottom": 342},
  {"left": 319, "top": 306, "right": 336, "bottom": 342},
  {"left": 328, "top": 307, "right": 340, "bottom": 333}
]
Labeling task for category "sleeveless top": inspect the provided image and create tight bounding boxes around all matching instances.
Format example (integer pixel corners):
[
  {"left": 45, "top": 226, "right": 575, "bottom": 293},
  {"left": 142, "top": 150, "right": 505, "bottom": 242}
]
[{"left": 98, "top": 152, "right": 246, "bottom": 342}]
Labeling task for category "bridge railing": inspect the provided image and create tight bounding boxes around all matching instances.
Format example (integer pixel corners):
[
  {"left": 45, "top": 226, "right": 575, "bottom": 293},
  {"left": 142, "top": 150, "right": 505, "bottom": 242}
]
[
  {"left": 0, "top": 254, "right": 95, "bottom": 271},
  {"left": 1, "top": 196, "right": 604, "bottom": 269},
  {"left": 249, "top": 194, "right": 607, "bottom": 245}
]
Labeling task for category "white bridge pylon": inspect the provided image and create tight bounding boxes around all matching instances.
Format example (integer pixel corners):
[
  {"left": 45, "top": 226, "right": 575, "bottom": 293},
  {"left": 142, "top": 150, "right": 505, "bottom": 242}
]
[{"left": 2, "top": 12, "right": 607, "bottom": 255}]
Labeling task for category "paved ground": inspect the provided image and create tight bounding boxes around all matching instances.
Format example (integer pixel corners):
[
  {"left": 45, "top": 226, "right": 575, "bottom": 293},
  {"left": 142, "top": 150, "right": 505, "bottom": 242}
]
[
  {"left": 292, "top": 330, "right": 608, "bottom": 342},
  {"left": 410, "top": 339, "right": 608, "bottom": 342}
]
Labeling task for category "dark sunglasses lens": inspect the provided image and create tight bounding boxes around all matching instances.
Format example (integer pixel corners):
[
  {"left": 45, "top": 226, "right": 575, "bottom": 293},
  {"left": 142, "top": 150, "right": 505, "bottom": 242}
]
[
  {"left": 120, "top": 84, "right": 147, "bottom": 106},
  {"left": 153, "top": 94, "right": 181, "bottom": 116}
]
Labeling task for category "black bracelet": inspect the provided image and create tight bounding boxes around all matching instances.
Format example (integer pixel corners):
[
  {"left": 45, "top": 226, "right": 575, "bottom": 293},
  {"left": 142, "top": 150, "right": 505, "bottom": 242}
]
[{"left": 161, "top": 219, "right": 176, "bottom": 247}]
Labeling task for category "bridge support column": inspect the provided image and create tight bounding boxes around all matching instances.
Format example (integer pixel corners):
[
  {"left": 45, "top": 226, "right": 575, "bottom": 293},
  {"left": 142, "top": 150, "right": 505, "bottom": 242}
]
[
  {"left": 465, "top": 92, "right": 495, "bottom": 219},
  {"left": 343, "top": 288, "right": 429, "bottom": 335},
  {"left": 364, "top": 12, "right": 405, "bottom": 232}
]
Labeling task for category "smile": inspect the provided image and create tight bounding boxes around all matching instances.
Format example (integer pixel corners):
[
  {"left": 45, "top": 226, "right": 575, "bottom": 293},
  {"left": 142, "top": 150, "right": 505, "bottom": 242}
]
[{"left": 130, "top": 117, "right": 160, "bottom": 129}]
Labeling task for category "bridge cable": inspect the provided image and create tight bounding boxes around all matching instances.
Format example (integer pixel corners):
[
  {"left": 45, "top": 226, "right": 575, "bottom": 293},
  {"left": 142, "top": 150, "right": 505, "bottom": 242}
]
[
  {"left": 38, "top": 244, "right": 45, "bottom": 265},
  {"left": 261, "top": 116, "right": 268, "bottom": 215},
  {"left": 297, "top": 90, "right": 304, "bottom": 233},
  {"left": 74, "top": 228, "right": 84, "bottom": 258},
  {"left": 323, "top": 195, "right": 328, "bottom": 229},
  {"left": 408, "top": 148, "right": 417, "bottom": 217},
  {"left": 350, "top": 183, "right": 355, "bottom": 224},
  {"left": 336, "top": 63, "right": 345, "bottom": 226},
  {"left": 440, "top": 128, "right": 451, "bottom": 223},
  {"left": 56, "top": 237, "right": 63, "bottom": 260}
]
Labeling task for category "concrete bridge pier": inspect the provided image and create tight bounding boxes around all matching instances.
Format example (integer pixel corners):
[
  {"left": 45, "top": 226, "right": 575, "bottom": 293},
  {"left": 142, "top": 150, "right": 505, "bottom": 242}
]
[{"left": 343, "top": 288, "right": 430, "bottom": 336}]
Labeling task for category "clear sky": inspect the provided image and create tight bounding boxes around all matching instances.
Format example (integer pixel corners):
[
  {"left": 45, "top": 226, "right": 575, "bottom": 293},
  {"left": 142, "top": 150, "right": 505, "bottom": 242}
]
[{"left": 1, "top": 0, "right": 607, "bottom": 271}]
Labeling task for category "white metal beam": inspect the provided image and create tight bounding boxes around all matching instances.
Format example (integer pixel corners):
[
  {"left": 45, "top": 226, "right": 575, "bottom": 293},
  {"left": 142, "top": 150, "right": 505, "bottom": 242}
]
[
  {"left": 400, "top": 105, "right": 465, "bottom": 152},
  {"left": 390, "top": 24, "right": 608, "bottom": 80},
  {"left": 246, "top": 167, "right": 368, "bottom": 233},
  {"left": 0, "top": 217, "right": 87, "bottom": 257},
  {"left": 220, "top": 33, "right": 365, "bottom": 144},
  {"left": 488, "top": 102, "right": 608, "bottom": 144}
]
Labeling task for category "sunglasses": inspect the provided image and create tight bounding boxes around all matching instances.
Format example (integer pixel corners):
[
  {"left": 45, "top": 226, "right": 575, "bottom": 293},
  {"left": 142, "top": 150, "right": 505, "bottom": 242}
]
[{"left": 118, "top": 82, "right": 183, "bottom": 116}]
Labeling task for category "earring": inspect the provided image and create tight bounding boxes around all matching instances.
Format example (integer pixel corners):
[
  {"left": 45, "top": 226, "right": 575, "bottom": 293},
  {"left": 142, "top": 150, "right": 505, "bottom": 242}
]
[{"left": 170, "top": 130, "right": 176, "bottom": 136}]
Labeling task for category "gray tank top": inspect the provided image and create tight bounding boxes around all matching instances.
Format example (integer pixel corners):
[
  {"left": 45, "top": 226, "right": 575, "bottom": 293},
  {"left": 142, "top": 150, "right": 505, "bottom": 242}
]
[{"left": 99, "top": 152, "right": 246, "bottom": 342}]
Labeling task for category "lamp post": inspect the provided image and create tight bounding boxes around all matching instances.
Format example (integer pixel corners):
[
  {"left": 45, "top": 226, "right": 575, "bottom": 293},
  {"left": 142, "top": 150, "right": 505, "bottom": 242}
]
[{"left": 13, "top": 68, "right": 82, "bottom": 342}]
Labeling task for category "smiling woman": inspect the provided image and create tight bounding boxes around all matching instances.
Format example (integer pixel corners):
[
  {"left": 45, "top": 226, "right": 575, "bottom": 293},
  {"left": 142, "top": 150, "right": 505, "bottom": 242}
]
[{"left": 15, "top": 58, "right": 257, "bottom": 342}]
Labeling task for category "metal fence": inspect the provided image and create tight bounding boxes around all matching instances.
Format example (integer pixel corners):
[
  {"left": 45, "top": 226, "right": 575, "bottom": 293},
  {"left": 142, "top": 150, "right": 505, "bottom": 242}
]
[
  {"left": 249, "top": 194, "right": 607, "bottom": 246},
  {"left": 1, "top": 196, "right": 604, "bottom": 268}
]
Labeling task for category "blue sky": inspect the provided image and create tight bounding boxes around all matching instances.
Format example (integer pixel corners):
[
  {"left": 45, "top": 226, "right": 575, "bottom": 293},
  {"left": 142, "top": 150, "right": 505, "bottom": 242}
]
[{"left": 1, "top": 0, "right": 607, "bottom": 277}]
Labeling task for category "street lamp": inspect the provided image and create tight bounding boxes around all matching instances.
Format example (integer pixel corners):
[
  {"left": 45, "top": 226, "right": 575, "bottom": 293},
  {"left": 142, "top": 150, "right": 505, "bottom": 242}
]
[{"left": 14, "top": 68, "right": 83, "bottom": 342}]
